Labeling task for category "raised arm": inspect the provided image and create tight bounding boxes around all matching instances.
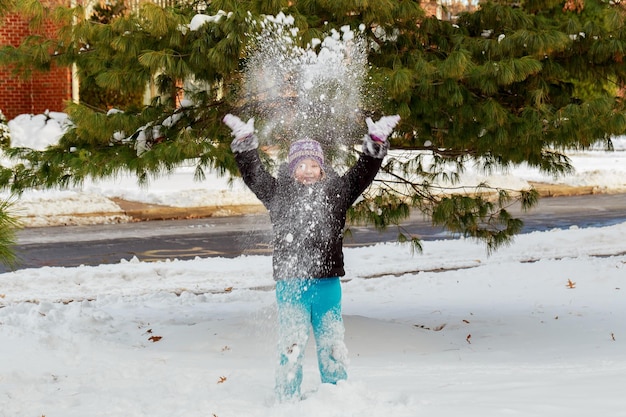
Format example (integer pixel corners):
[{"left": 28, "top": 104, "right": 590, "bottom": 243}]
[
  {"left": 343, "top": 115, "right": 400, "bottom": 205},
  {"left": 224, "top": 114, "right": 277, "bottom": 206}
]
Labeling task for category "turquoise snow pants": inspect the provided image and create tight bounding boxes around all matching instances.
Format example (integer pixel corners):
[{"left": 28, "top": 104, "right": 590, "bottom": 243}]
[{"left": 275, "top": 277, "right": 348, "bottom": 401}]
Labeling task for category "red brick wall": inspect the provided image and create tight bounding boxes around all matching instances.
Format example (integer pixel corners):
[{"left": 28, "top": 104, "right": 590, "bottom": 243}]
[{"left": 0, "top": 12, "right": 72, "bottom": 120}]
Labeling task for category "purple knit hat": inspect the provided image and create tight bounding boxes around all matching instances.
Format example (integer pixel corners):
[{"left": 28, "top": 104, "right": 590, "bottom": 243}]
[{"left": 288, "top": 139, "right": 324, "bottom": 174}]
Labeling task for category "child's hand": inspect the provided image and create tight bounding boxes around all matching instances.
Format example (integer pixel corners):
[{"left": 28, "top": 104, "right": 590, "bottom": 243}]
[
  {"left": 223, "top": 114, "right": 255, "bottom": 140},
  {"left": 366, "top": 115, "right": 400, "bottom": 142}
]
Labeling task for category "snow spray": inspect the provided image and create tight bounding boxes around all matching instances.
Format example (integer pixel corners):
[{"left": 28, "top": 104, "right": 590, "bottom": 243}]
[{"left": 241, "top": 13, "right": 371, "bottom": 163}]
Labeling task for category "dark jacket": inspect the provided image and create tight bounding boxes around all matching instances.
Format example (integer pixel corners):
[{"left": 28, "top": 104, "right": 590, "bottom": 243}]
[{"left": 233, "top": 135, "right": 387, "bottom": 280}]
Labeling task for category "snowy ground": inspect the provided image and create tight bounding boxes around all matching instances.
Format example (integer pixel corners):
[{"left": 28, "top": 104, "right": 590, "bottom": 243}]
[
  {"left": 1, "top": 223, "right": 625, "bottom": 417},
  {"left": 0, "top": 115, "right": 625, "bottom": 416}
]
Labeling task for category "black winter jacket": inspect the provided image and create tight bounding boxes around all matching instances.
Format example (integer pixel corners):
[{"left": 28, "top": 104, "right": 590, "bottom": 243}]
[{"left": 233, "top": 136, "right": 387, "bottom": 280}]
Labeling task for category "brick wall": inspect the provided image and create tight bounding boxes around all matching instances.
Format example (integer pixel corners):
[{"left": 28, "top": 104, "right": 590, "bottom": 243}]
[{"left": 0, "top": 12, "right": 72, "bottom": 120}]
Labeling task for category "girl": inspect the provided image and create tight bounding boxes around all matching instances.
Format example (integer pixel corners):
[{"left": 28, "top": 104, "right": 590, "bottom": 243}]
[{"left": 223, "top": 113, "right": 400, "bottom": 401}]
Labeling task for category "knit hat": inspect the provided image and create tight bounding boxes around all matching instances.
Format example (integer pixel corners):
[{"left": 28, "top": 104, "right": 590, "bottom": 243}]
[{"left": 288, "top": 139, "right": 325, "bottom": 174}]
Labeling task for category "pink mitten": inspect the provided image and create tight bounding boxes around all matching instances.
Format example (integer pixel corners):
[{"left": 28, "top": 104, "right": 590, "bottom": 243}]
[{"left": 365, "top": 115, "right": 401, "bottom": 142}]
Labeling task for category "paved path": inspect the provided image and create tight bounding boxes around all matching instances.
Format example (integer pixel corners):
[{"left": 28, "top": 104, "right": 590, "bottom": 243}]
[{"left": 4, "top": 193, "right": 626, "bottom": 273}]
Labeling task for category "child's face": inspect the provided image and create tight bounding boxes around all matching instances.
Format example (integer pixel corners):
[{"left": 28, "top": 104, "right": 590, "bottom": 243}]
[{"left": 293, "top": 158, "right": 322, "bottom": 185}]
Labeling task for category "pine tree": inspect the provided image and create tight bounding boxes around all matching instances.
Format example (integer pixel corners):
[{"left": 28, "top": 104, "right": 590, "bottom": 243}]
[
  {"left": 0, "top": 0, "right": 625, "bottom": 253},
  {"left": 0, "top": 110, "right": 10, "bottom": 148},
  {"left": 0, "top": 111, "right": 19, "bottom": 268},
  {"left": 0, "top": 0, "right": 16, "bottom": 16},
  {"left": 78, "top": 0, "right": 145, "bottom": 110}
]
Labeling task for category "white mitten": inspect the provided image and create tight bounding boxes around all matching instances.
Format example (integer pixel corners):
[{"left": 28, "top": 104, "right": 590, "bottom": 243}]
[
  {"left": 223, "top": 114, "right": 255, "bottom": 140},
  {"left": 365, "top": 115, "right": 400, "bottom": 142}
]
